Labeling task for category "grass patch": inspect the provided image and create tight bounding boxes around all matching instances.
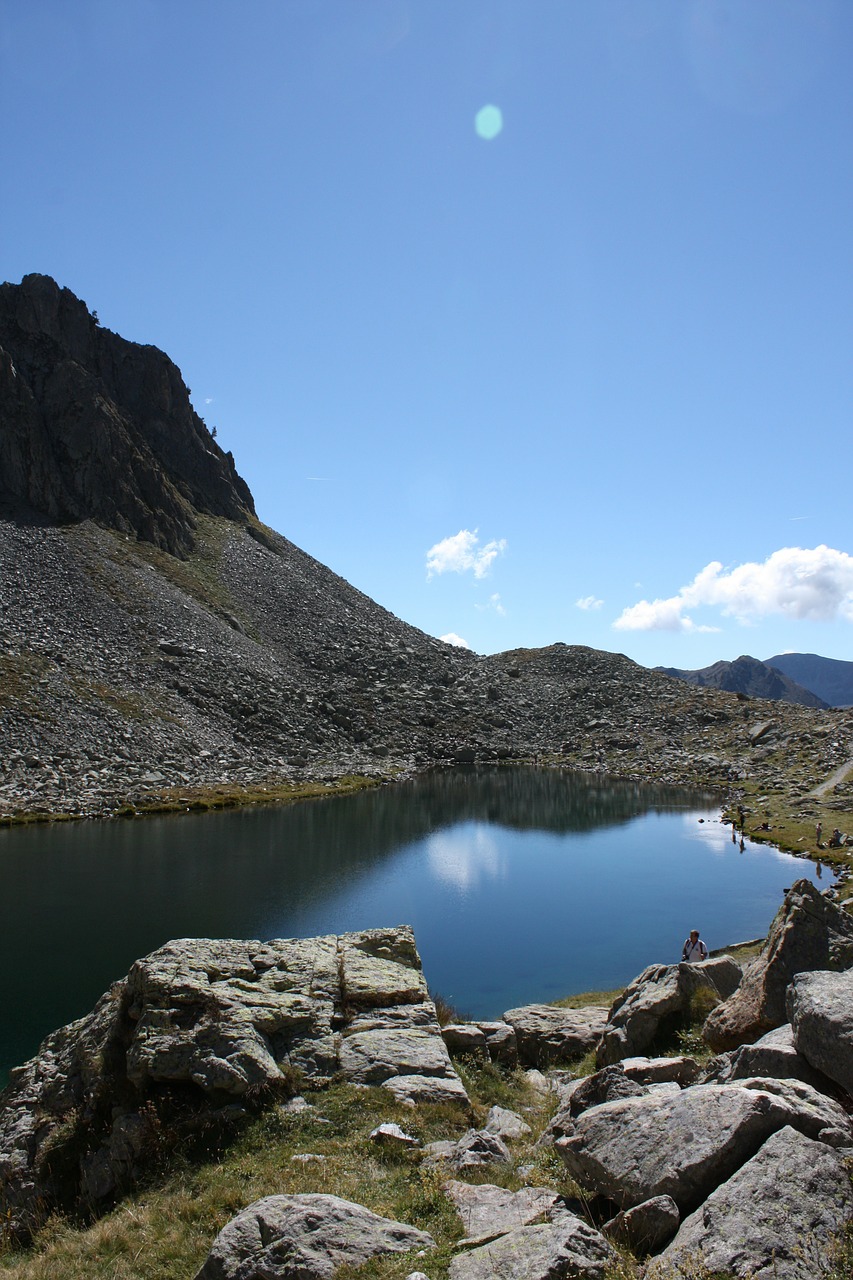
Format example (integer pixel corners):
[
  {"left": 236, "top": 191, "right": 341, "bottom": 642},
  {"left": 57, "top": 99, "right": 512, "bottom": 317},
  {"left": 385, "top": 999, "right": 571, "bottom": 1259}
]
[
  {"left": 0, "top": 1063, "right": 573, "bottom": 1280},
  {"left": 551, "top": 989, "right": 623, "bottom": 1011}
]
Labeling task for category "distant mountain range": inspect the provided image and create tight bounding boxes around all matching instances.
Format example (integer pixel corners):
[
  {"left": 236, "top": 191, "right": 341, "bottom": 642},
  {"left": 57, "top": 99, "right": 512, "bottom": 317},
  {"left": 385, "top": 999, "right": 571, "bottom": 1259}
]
[
  {"left": 764, "top": 653, "right": 853, "bottom": 709},
  {"left": 655, "top": 653, "right": 853, "bottom": 709}
]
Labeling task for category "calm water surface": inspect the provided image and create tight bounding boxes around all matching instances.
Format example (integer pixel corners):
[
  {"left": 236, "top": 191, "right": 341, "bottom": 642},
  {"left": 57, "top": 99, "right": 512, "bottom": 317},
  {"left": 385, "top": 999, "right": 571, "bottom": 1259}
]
[{"left": 0, "top": 767, "right": 825, "bottom": 1080}]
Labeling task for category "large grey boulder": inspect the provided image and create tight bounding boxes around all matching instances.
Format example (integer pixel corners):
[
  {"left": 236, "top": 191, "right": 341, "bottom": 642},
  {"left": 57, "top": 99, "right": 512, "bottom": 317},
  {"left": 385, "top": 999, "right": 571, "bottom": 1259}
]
[
  {"left": 554, "top": 1081, "right": 840, "bottom": 1214},
  {"left": 735, "top": 1075, "right": 853, "bottom": 1146},
  {"left": 448, "top": 1205, "right": 624, "bottom": 1280},
  {"left": 442, "top": 1180, "right": 561, "bottom": 1246},
  {"left": 194, "top": 1193, "right": 435, "bottom": 1280},
  {"left": 0, "top": 927, "right": 467, "bottom": 1239},
  {"left": 502, "top": 1004, "right": 609, "bottom": 1066},
  {"left": 702, "top": 1023, "right": 838, "bottom": 1092},
  {"left": 703, "top": 879, "right": 853, "bottom": 1052},
  {"left": 788, "top": 966, "right": 853, "bottom": 1097},
  {"left": 596, "top": 956, "right": 741, "bottom": 1066},
  {"left": 647, "top": 1127, "right": 853, "bottom": 1280}
]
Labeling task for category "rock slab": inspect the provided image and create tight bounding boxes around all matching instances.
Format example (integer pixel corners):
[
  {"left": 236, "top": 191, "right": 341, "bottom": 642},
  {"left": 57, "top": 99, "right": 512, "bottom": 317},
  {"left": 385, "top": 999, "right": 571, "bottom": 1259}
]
[
  {"left": 194, "top": 1193, "right": 435, "bottom": 1280},
  {"left": 648, "top": 1126, "right": 853, "bottom": 1280}
]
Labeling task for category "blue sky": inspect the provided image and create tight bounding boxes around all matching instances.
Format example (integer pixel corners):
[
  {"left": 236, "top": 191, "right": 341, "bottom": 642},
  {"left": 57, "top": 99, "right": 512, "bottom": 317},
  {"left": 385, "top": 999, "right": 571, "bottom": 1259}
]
[{"left": 2, "top": 0, "right": 851, "bottom": 667}]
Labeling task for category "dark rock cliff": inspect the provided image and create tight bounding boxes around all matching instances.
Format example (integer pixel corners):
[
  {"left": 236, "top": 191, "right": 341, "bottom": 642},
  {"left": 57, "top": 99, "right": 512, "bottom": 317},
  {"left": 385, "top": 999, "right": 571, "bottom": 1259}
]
[{"left": 0, "top": 274, "right": 254, "bottom": 557}]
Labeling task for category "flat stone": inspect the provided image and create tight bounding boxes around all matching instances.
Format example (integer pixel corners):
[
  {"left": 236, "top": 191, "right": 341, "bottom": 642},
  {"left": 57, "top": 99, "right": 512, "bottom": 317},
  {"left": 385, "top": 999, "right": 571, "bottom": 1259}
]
[{"left": 443, "top": 1180, "right": 560, "bottom": 1245}]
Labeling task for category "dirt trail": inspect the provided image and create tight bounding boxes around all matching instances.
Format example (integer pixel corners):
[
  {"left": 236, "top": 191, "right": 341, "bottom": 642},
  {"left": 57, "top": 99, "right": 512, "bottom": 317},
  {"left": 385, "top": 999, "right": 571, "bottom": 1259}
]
[{"left": 811, "top": 757, "right": 853, "bottom": 799}]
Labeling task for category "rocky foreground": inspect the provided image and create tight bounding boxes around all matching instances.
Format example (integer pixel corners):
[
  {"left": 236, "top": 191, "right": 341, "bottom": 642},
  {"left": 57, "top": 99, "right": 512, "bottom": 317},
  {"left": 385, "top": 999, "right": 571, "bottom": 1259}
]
[{"left": 2, "top": 879, "right": 853, "bottom": 1278}]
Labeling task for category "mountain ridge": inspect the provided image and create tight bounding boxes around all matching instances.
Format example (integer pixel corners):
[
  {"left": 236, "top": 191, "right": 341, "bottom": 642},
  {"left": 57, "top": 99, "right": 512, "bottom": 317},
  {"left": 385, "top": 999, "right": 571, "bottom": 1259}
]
[
  {"left": 765, "top": 653, "right": 853, "bottom": 709},
  {"left": 654, "top": 654, "right": 829, "bottom": 709}
]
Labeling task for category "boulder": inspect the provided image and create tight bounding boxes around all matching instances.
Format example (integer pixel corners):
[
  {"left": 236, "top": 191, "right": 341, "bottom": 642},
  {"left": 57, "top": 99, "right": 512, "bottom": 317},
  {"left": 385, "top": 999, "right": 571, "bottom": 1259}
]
[
  {"left": 563, "top": 1065, "right": 647, "bottom": 1120},
  {"left": 621, "top": 1055, "right": 700, "bottom": 1087},
  {"left": 194, "top": 1193, "right": 435, "bottom": 1280},
  {"left": 703, "top": 879, "right": 853, "bottom": 1052},
  {"left": 442, "top": 1181, "right": 560, "bottom": 1245},
  {"left": 452, "top": 1129, "right": 512, "bottom": 1171},
  {"left": 701, "top": 1023, "right": 838, "bottom": 1092},
  {"left": 382, "top": 1073, "right": 472, "bottom": 1109},
  {"left": 554, "top": 1082, "right": 828, "bottom": 1214},
  {"left": 735, "top": 1075, "right": 853, "bottom": 1146},
  {"left": 787, "top": 966, "right": 853, "bottom": 1097},
  {"left": 596, "top": 957, "right": 741, "bottom": 1066},
  {"left": 484, "top": 1105, "right": 532, "bottom": 1142},
  {"left": 448, "top": 1207, "right": 623, "bottom": 1280},
  {"left": 441, "top": 1024, "right": 487, "bottom": 1056},
  {"left": 647, "top": 1127, "right": 853, "bottom": 1280},
  {"left": 475, "top": 1021, "right": 518, "bottom": 1066},
  {"left": 0, "top": 928, "right": 468, "bottom": 1240},
  {"left": 502, "top": 1004, "right": 609, "bottom": 1067},
  {"left": 602, "top": 1195, "right": 680, "bottom": 1255}
]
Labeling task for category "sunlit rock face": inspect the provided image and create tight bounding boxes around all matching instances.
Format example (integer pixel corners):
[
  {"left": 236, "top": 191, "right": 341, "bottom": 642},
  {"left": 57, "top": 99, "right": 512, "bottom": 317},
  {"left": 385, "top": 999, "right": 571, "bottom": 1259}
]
[{"left": 0, "top": 926, "right": 467, "bottom": 1241}]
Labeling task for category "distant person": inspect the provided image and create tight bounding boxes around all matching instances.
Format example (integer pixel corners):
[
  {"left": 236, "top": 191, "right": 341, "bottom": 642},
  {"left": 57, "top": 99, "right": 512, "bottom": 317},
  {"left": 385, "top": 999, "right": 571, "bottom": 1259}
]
[
  {"left": 682, "top": 929, "right": 708, "bottom": 963},
  {"left": 816, "top": 821, "right": 823, "bottom": 848}
]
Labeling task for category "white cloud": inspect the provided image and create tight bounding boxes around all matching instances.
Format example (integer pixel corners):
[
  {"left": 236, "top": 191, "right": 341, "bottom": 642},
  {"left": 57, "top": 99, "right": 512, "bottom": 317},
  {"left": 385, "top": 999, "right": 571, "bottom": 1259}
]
[
  {"left": 440, "top": 632, "right": 471, "bottom": 649},
  {"left": 576, "top": 595, "right": 604, "bottom": 611},
  {"left": 476, "top": 593, "right": 507, "bottom": 617},
  {"left": 426, "top": 529, "right": 507, "bottom": 580},
  {"left": 614, "top": 545, "right": 853, "bottom": 633},
  {"left": 204, "top": 397, "right": 214, "bottom": 405}
]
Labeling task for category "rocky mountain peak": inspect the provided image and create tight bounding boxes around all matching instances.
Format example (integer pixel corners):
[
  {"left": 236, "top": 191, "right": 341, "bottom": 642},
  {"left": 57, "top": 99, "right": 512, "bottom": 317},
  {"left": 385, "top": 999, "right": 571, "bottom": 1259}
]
[{"left": 0, "top": 274, "right": 255, "bottom": 557}]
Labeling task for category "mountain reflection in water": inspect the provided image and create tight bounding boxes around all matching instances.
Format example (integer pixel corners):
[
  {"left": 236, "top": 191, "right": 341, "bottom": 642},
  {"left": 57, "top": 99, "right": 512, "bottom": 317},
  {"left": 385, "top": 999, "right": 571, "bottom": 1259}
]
[{"left": 0, "top": 767, "right": 823, "bottom": 1081}]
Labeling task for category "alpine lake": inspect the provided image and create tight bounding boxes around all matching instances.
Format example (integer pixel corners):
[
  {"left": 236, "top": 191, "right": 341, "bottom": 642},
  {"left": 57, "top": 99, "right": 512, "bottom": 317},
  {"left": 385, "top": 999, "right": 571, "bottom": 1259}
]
[{"left": 0, "top": 766, "right": 825, "bottom": 1083}]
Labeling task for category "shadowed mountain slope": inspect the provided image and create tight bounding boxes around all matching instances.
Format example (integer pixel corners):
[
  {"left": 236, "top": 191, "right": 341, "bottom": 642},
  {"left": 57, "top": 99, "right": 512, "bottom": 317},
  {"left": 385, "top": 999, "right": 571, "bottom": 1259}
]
[
  {"left": 766, "top": 653, "right": 853, "bottom": 709},
  {"left": 654, "top": 655, "right": 828, "bottom": 710}
]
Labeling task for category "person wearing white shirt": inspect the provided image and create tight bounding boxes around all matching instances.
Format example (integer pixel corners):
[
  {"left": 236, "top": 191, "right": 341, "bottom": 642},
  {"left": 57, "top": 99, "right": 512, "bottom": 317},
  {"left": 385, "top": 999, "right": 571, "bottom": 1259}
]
[{"left": 682, "top": 929, "right": 708, "bottom": 963}]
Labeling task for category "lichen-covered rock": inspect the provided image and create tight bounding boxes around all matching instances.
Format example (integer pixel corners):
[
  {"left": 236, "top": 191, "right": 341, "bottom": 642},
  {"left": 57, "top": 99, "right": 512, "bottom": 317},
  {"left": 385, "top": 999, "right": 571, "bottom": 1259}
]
[
  {"left": 787, "top": 966, "right": 853, "bottom": 1097},
  {"left": 647, "top": 1127, "right": 853, "bottom": 1280},
  {"left": 0, "top": 927, "right": 467, "bottom": 1240},
  {"left": 447, "top": 1206, "right": 624, "bottom": 1280},
  {"left": 596, "top": 956, "right": 741, "bottom": 1066},
  {"left": 703, "top": 880, "right": 853, "bottom": 1052},
  {"left": 442, "top": 1180, "right": 560, "bottom": 1246},
  {"left": 194, "top": 1193, "right": 435, "bottom": 1280},
  {"left": 701, "top": 1023, "right": 835, "bottom": 1091},
  {"left": 484, "top": 1105, "right": 532, "bottom": 1142},
  {"left": 554, "top": 1082, "right": 833, "bottom": 1214},
  {"left": 502, "top": 1004, "right": 609, "bottom": 1066}
]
